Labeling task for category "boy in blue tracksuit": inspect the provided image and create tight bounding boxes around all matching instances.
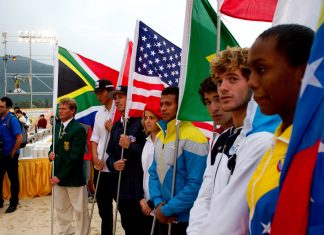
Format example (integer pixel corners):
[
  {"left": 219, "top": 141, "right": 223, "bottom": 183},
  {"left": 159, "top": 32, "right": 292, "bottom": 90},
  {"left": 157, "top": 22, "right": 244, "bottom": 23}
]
[{"left": 149, "top": 87, "right": 209, "bottom": 235}]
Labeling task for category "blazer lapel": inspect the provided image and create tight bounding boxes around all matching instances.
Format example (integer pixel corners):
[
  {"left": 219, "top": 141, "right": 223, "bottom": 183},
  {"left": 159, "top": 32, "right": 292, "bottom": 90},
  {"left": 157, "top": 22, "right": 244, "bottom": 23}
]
[
  {"left": 55, "top": 123, "right": 63, "bottom": 148},
  {"left": 54, "top": 119, "right": 74, "bottom": 147},
  {"left": 64, "top": 119, "right": 74, "bottom": 134}
]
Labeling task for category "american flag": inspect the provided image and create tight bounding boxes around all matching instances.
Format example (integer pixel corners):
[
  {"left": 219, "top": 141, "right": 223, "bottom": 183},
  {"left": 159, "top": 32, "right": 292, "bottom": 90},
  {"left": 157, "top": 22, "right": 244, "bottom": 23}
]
[{"left": 126, "top": 21, "right": 181, "bottom": 117}]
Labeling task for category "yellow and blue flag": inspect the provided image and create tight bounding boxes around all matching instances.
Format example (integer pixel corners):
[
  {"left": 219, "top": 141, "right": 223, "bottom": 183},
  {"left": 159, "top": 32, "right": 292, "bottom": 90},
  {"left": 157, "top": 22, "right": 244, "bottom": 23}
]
[{"left": 271, "top": 7, "right": 324, "bottom": 235}]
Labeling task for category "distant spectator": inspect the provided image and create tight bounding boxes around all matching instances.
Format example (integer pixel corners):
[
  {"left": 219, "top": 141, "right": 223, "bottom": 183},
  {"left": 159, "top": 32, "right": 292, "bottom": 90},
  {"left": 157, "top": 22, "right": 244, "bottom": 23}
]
[
  {"left": 37, "top": 114, "right": 47, "bottom": 129},
  {"left": 15, "top": 110, "right": 31, "bottom": 127},
  {"left": 50, "top": 115, "right": 54, "bottom": 126},
  {"left": 22, "top": 112, "right": 31, "bottom": 126},
  {"left": 50, "top": 115, "right": 60, "bottom": 126},
  {"left": 13, "top": 107, "right": 20, "bottom": 113}
]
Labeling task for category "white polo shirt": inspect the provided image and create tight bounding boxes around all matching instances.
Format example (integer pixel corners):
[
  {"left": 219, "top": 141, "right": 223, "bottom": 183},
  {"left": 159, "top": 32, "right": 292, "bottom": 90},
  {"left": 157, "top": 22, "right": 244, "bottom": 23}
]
[{"left": 90, "top": 106, "right": 113, "bottom": 172}]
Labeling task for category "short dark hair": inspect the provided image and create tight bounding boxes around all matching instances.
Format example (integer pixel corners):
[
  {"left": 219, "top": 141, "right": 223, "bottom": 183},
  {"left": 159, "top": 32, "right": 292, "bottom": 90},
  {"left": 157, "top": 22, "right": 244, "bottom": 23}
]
[
  {"left": 258, "top": 24, "right": 314, "bottom": 67},
  {"left": 0, "top": 97, "right": 13, "bottom": 108},
  {"left": 15, "top": 109, "right": 23, "bottom": 114},
  {"left": 161, "top": 86, "right": 179, "bottom": 104},
  {"left": 199, "top": 77, "right": 217, "bottom": 105}
]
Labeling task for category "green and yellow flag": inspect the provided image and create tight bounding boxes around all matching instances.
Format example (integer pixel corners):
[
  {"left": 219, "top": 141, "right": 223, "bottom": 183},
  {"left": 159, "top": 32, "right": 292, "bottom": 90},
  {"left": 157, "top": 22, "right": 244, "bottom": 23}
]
[{"left": 177, "top": 0, "right": 239, "bottom": 122}]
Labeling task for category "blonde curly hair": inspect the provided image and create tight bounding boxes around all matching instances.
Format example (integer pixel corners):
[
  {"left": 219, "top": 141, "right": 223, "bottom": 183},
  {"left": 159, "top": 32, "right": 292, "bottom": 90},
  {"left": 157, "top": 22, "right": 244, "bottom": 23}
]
[{"left": 210, "top": 47, "right": 250, "bottom": 83}]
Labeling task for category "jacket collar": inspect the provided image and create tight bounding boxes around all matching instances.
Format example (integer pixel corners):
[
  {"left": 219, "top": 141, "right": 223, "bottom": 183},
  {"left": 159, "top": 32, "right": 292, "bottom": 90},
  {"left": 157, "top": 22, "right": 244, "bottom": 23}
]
[
  {"left": 274, "top": 123, "right": 292, "bottom": 145},
  {"left": 157, "top": 118, "right": 176, "bottom": 134},
  {"left": 56, "top": 118, "right": 75, "bottom": 144},
  {"left": 61, "top": 117, "right": 73, "bottom": 130}
]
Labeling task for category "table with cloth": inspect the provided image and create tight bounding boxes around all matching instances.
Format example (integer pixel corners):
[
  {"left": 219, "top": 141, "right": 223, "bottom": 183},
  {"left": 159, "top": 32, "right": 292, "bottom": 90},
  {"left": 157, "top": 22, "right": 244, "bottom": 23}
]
[{"left": 2, "top": 158, "right": 52, "bottom": 199}]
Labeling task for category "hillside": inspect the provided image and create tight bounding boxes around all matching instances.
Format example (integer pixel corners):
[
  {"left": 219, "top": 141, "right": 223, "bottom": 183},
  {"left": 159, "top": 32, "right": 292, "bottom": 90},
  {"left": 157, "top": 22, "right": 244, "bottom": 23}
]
[{"left": 0, "top": 56, "right": 54, "bottom": 107}]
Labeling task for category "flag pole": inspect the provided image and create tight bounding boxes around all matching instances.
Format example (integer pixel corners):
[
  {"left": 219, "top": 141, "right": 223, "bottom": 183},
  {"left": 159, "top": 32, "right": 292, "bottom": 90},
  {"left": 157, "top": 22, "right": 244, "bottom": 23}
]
[
  {"left": 213, "top": 0, "right": 222, "bottom": 136},
  {"left": 216, "top": 0, "right": 222, "bottom": 53},
  {"left": 177, "top": 0, "right": 192, "bottom": 114},
  {"left": 89, "top": 38, "right": 131, "bottom": 235},
  {"left": 87, "top": 171, "right": 99, "bottom": 235},
  {"left": 110, "top": 38, "right": 131, "bottom": 124},
  {"left": 168, "top": 120, "right": 180, "bottom": 235},
  {"left": 113, "top": 117, "right": 128, "bottom": 235},
  {"left": 150, "top": 215, "right": 157, "bottom": 235},
  {"left": 167, "top": 0, "right": 192, "bottom": 233},
  {"left": 112, "top": 36, "right": 135, "bottom": 235},
  {"left": 116, "top": 38, "right": 131, "bottom": 87},
  {"left": 124, "top": 20, "right": 139, "bottom": 122},
  {"left": 51, "top": 41, "right": 59, "bottom": 235},
  {"left": 87, "top": 103, "right": 115, "bottom": 235},
  {"left": 87, "top": 120, "right": 112, "bottom": 235}
]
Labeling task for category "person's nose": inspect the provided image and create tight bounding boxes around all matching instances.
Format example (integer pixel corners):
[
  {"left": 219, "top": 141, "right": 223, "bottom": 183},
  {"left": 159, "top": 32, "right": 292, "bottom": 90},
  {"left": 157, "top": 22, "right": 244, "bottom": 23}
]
[
  {"left": 211, "top": 101, "right": 220, "bottom": 112},
  {"left": 160, "top": 104, "right": 166, "bottom": 112},
  {"left": 248, "top": 72, "right": 259, "bottom": 91},
  {"left": 218, "top": 80, "right": 229, "bottom": 94}
]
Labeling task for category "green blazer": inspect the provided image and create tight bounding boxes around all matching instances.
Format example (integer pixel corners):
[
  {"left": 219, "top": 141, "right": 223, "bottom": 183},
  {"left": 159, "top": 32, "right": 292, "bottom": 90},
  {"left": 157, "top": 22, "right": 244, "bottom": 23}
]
[{"left": 49, "top": 119, "right": 86, "bottom": 186}]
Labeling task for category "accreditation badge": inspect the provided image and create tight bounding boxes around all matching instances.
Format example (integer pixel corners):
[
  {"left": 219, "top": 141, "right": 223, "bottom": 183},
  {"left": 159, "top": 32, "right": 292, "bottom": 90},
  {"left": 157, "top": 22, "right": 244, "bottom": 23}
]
[
  {"left": 229, "top": 144, "right": 239, "bottom": 156},
  {"left": 64, "top": 141, "right": 70, "bottom": 151}
]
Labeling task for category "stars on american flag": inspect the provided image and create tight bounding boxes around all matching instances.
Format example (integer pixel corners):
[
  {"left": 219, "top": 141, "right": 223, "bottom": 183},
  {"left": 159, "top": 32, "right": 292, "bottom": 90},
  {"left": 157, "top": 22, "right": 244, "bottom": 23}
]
[{"left": 135, "top": 21, "right": 181, "bottom": 86}]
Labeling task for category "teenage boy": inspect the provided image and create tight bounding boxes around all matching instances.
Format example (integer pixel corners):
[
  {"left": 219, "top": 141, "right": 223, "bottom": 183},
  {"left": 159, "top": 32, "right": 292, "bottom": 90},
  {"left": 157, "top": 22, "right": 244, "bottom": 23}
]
[
  {"left": 149, "top": 87, "right": 209, "bottom": 235},
  {"left": 187, "top": 47, "right": 279, "bottom": 235}
]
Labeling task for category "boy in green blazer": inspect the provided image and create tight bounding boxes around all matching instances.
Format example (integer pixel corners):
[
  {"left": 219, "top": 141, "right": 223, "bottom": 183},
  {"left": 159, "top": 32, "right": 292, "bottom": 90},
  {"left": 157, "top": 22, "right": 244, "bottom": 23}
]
[{"left": 49, "top": 98, "right": 89, "bottom": 235}]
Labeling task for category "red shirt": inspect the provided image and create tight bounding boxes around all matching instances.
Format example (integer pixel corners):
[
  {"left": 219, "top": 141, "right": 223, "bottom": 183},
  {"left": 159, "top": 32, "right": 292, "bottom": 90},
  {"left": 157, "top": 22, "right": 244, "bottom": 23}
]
[{"left": 37, "top": 118, "right": 47, "bottom": 129}]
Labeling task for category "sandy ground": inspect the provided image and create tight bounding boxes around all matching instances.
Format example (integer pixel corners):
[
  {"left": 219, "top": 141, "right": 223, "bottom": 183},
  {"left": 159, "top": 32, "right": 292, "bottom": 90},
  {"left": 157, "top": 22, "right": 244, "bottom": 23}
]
[{"left": 0, "top": 196, "right": 124, "bottom": 235}]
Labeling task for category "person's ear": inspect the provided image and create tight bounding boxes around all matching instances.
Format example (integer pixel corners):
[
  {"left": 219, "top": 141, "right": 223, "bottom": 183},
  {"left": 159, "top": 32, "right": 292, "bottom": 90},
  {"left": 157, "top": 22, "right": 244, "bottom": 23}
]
[{"left": 296, "top": 64, "right": 308, "bottom": 85}]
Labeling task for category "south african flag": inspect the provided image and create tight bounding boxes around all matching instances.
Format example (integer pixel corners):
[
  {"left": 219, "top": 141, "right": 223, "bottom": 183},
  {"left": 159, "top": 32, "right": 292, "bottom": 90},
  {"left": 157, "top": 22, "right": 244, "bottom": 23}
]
[{"left": 56, "top": 46, "right": 119, "bottom": 126}]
